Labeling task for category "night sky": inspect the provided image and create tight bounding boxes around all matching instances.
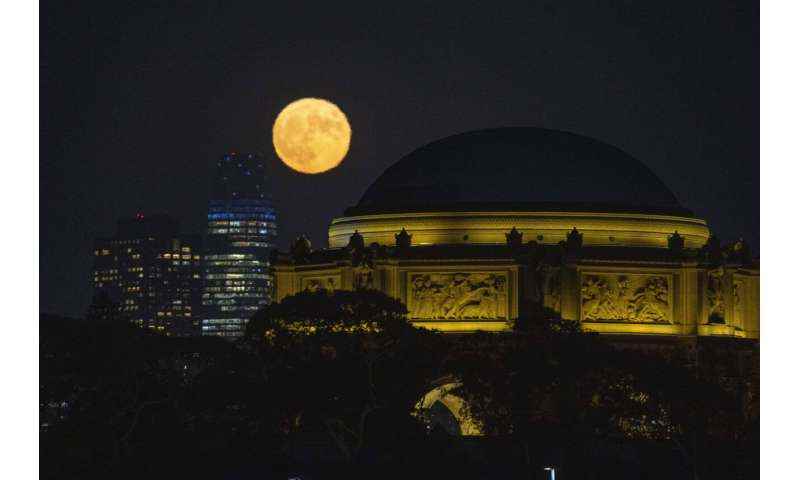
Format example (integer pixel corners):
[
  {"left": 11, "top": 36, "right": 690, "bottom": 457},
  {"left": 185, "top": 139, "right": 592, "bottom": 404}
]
[{"left": 41, "top": 1, "right": 758, "bottom": 317}]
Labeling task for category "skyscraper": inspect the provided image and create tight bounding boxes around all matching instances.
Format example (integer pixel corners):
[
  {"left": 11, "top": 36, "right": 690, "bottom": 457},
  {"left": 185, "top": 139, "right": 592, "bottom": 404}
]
[
  {"left": 202, "top": 153, "right": 278, "bottom": 337},
  {"left": 91, "top": 213, "right": 203, "bottom": 336}
]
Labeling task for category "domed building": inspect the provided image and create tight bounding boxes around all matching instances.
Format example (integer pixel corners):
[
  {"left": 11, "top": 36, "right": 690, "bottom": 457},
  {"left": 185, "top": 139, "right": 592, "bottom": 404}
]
[{"left": 274, "top": 127, "right": 759, "bottom": 340}]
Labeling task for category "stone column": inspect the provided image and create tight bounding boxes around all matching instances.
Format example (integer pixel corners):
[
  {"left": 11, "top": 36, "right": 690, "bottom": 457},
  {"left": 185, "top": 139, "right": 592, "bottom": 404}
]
[
  {"left": 561, "top": 263, "right": 580, "bottom": 321},
  {"left": 723, "top": 268, "right": 736, "bottom": 328},
  {"left": 274, "top": 267, "right": 295, "bottom": 301},
  {"left": 680, "top": 263, "right": 701, "bottom": 335}
]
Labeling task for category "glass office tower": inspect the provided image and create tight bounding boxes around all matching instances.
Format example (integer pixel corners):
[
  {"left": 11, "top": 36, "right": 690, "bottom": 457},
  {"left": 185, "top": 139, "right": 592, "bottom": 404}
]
[{"left": 202, "top": 153, "right": 278, "bottom": 337}]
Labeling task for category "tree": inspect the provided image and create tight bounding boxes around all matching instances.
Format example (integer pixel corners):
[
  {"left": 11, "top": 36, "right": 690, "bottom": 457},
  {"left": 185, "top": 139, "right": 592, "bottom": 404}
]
[
  {"left": 245, "top": 289, "right": 445, "bottom": 462},
  {"left": 40, "top": 316, "right": 186, "bottom": 477},
  {"left": 446, "top": 316, "right": 758, "bottom": 479},
  {"left": 40, "top": 314, "right": 256, "bottom": 479}
]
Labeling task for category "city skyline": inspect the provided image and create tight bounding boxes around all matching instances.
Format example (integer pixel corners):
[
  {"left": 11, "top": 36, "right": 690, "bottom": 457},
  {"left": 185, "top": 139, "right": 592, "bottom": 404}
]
[
  {"left": 33, "top": 2, "right": 772, "bottom": 479},
  {"left": 42, "top": 2, "right": 758, "bottom": 319}
]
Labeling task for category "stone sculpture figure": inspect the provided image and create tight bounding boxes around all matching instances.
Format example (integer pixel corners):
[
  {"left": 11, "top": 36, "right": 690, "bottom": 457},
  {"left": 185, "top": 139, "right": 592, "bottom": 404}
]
[
  {"left": 701, "top": 235, "right": 723, "bottom": 264},
  {"left": 566, "top": 227, "right": 583, "bottom": 251},
  {"left": 395, "top": 228, "right": 412, "bottom": 249},
  {"left": 290, "top": 235, "right": 313, "bottom": 264},
  {"left": 581, "top": 274, "right": 670, "bottom": 323},
  {"left": 668, "top": 231, "right": 685, "bottom": 253},
  {"left": 726, "top": 238, "right": 752, "bottom": 264},
  {"left": 706, "top": 267, "right": 725, "bottom": 323},
  {"left": 505, "top": 227, "right": 523, "bottom": 249},
  {"left": 347, "top": 230, "right": 365, "bottom": 251},
  {"left": 581, "top": 276, "right": 627, "bottom": 320},
  {"left": 732, "top": 278, "right": 744, "bottom": 328},
  {"left": 546, "top": 269, "right": 562, "bottom": 312},
  {"left": 304, "top": 277, "right": 338, "bottom": 292},
  {"left": 733, "top": 279, "right": 742, "bottom": 308},
  {"left": 408, "top": 273, "right": 507, "bottom": 320},
  {"left": 354, "top": 265, "right": 374, "bottom": 290},
  {"left": 628, "top": 277, "right": 669, "bottom": 322}
]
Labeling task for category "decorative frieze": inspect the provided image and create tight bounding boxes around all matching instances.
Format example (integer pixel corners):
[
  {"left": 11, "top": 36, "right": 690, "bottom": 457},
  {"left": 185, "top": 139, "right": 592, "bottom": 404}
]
[
  {"left": 407, "top": 272, "right": 508, "bottom": 320},
  {"left": 301, "top": 276, "right": 340, "bottom": 292},
  {"left": 580, "top": 273, "right": 671, "bottom": 323}
]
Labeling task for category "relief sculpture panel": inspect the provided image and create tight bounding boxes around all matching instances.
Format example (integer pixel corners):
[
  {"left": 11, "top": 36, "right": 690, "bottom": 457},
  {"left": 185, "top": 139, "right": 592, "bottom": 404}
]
[
  {"left": 545, "top": 269, "right": 562, "bottom": 313},
  {"left": 732, "top": 277, "right": 744, "bottom": 328},
  {"left": 408, "top": 272, "right": 508, "bottom": 320},
  {"left": 301, "top": 276, "right": 341, "bottom": 292},
  {"left": 580, "top": 273, "right": 671, "bottom": 323},
  {"left": 706, "top": 267, "right": 725, "bottom": 324}
]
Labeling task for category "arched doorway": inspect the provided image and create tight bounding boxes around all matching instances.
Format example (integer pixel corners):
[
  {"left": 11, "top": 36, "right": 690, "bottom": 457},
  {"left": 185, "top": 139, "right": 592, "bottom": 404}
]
[{"left": 415, "top": 382, "right": 481, "bottom": 436}]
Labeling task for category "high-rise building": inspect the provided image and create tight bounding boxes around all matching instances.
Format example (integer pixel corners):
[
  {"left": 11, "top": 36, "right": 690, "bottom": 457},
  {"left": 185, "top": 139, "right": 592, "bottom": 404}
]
[
  {"left": 202, "top": 153, "right": 278, "bottom": 338},
  {"left": 91, "top": 213, "right": 203, "bottom": 336}
]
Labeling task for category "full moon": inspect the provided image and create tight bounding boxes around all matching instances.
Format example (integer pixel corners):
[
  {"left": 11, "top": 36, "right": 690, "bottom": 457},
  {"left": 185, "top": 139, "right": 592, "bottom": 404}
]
[{"left": 272, "top": 98, "right": 351, "bottom": 174}]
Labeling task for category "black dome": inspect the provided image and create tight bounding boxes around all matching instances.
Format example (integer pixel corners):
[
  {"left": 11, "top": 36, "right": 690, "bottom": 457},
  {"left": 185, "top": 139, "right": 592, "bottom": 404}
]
[{"left": 350, "top": 128, "right": 688, "bottom": 216}]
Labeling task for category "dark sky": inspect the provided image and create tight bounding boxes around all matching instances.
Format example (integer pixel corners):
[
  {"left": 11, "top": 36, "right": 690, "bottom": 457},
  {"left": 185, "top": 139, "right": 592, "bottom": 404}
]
[{"left": 41, "top": 1, "right": 758, "bottom": 317}]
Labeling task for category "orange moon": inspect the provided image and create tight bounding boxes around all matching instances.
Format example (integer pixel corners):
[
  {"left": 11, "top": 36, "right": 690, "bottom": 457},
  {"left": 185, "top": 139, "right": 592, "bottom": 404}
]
[{"left": 272, "top": 98, "right": 351, "bottom": 174}]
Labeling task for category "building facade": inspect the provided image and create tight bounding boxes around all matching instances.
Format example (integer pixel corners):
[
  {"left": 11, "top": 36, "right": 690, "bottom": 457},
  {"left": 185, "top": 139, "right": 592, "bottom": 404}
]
[
  {"left": 274, "top": 128, "right": 759, "bottom": 340},
  {"left": 202, "top": 153, "right": 278, "bottom": 338},
  {"left": 91, "top": 213, "right": 203, "bottom": 336}
]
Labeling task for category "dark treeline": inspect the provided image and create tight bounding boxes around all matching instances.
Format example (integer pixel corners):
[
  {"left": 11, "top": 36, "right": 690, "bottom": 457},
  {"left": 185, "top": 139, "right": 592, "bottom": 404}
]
[{"left": 40, "top": 291, "right": 758, "bottom": 479}]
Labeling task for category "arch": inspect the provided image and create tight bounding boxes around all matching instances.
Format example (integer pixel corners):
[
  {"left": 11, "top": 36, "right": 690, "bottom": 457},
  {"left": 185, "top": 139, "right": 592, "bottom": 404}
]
[{"left": 414, "top": 382, "right": 482, "bottom": 436}]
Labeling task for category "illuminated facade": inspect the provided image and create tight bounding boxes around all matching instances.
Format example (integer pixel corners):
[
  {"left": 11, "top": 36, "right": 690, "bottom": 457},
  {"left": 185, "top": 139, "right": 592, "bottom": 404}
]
[
  {"left": 275, "top": 128, "right": 759, "bottom": 340},
  {"left": 202, "top": 153, "right": 278, "bottom": 337},
  {"left": 91, "top": 214, "right": 203, "bottom": 336}
]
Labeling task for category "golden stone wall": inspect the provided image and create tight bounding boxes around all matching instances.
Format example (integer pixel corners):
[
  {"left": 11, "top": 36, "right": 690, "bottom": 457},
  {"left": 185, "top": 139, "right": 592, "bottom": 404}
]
[
  {"left": 580, "top": 273, "right": 673, "bottom": 323},
  {"left": 329, "top": 211, "right": 710, "bottom": 249},
  {"left": 275, "top": 257, "right": 759, "bottom": 339},
  {"left": 401, "top": 267, "right": 517, "bottom": 332},
  {"left": 696, "top": 266, "right": 760, "bottom": 338},
  {"left": 407, "top": 272, "right": 508, "bottom": 320},
  {"left": 276, "top": 261, "right": 518, "bottom": 333},
  {"left": 301, "top": 275, "right": 341, "bottom": 292}
]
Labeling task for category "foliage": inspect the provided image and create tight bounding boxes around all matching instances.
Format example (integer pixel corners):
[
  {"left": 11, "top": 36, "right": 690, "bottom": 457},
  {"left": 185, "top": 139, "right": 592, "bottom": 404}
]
[
  {"left": 246, "top": 288, "right": 410, "bottom": 336},
  {"left": 244, "top": 289, "right": 445, "bottom": 461},
  {"left": 40, "top": 315, "right": 268, "bottom": 479},
  {"left": 445, "top": 316, "right": 759, "bottom": 479},
  {"left": 40, "top": 295, "right": 758, "bottom": 479}
]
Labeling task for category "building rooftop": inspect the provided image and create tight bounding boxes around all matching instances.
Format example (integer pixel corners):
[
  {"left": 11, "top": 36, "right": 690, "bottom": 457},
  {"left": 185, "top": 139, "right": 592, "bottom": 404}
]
[{"left": 350, "top": 127, "right": 689, "bottom": 216}]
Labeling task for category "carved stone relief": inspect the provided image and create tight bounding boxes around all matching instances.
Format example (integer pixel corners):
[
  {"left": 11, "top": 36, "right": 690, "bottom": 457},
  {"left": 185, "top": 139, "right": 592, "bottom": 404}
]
[
  {"left": 706, "top": 267, "right": 725, "bottom": 324},
  {"left": 408, "top": 272, "right": 508, "bottom": 320},
  {"left": 302, "top": 276, "right": 340, "bottom": 292},
  {"left": 733, "top": 277, "right": 744, "bottom": 328},
  {"left": 545, "top": 269, "right": 562, "bottom": 313},
  {"left": 354, "top": 265, "right": 375, "bottom": 290},
  {"left": 580, "top": 274, "right": 671, "bottom": 323}
]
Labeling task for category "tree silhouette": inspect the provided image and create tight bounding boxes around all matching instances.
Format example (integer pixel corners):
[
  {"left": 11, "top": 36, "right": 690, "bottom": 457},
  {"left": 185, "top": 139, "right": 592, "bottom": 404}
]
[
  {"left": 445, "top": 318, "right": 758, "bottom": 479},
  {"left": 245, "top": 289, "right": 445, "bottom": 462}
]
